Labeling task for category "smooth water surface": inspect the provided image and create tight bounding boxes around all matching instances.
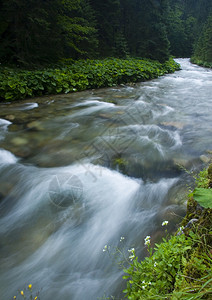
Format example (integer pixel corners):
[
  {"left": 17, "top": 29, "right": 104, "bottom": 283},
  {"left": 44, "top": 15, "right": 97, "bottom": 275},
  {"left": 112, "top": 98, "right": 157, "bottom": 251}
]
[{"left": 0, "top": 59, "right": 212, "bottom": 299}]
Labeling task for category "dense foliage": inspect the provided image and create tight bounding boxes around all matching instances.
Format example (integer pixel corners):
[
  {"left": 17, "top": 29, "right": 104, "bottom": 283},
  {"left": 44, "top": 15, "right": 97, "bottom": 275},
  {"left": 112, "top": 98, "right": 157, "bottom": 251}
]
[
  {"left": 123, "top": 166, "right": 212, "bottom": 299},
  {"left": 0, "top": 0, "right": 98, "bottom": 66},
  {"left": 0, "top": 58, "right": 180, "bottom": 101},
  {"left": 192, "top": 12, "right": 212, "bottom": 65},
  {"left": 0, "top": 0, "right": 211, "bottom": 67}
]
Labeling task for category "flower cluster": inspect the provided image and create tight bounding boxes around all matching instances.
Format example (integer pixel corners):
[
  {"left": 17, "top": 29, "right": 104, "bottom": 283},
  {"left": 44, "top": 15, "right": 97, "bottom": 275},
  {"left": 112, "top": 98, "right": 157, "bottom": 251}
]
[
  {"left": 128, "top": 248, "right": 135, "bottom": 261},
  {"left": 141, "top": 280, "right": 152, "bottom": 290},
  {"left": 13, "top": 284, "right": 39, "bottom": 300},
  {"left": 103, "top": 244, "right": 110, "bottom": 252},
  {"left": 162, "top": 220, "right": 169, "bottom": 226},
  {"left": 144, "top": 235, "right": 151, "bottom": 246},
  {"left": 120, "top": 236, "right": 125, "bottom": 242}
]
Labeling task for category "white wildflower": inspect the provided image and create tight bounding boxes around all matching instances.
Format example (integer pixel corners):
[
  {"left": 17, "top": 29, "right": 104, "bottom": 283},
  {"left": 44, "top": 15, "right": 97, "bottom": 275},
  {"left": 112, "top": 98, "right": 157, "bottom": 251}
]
[
  {"left": 144, "top": 235, "right": 151, "bottom": 246},
  {"left": 162, "top": 221, "right": 169, "bottom": 226},
  {"left": 129, "top": 255, "right": 135, "bottom": 261},
  {"left": 128, "top": 248, "right": 135, "bottom": 261},
  {"left": 120, "top": 236, "right": 125, "bottom": 242},
  {"left": 128, "top": 248, "right": 135, "bottom": 253}
]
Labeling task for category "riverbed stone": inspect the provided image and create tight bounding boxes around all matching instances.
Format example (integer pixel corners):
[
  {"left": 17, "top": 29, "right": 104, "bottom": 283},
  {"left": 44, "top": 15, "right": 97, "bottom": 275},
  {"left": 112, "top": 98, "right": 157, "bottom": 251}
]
[
  {"left": 27, "top": 120, "right": 44, "bottom": 131},
  {"left": 15, "top": 149, "right": 31, "bottom": 158},
  {"left": 8, "top": 124, "right": 24, "bottom": 132},
  {"left": 173, "top": 158, "right": 189, "bottom": 168},
  {"left": 200, "top": 154, "right": 210, "bottom": 163},
  {"left": 11, "top": 137, "right": 28, "bottom": 146},
  {"left": 5, "top": 115, "right": 15, "bottom": 121},
  {"left": 0, "top": 182, "right": 13, "bottom": 198},
  {"left": 161, "top": 121, "right": 184, "bottom": 130},
  {"left": 99, "top": 113, "right": 113, "bottom": 120}
]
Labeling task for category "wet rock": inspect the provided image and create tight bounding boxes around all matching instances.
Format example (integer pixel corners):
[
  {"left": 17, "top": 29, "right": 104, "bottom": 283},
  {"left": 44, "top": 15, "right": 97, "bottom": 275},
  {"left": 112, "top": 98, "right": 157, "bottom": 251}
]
[
  {"left": 98, "top": 113, "right": 112, "bottom": 120},
  {"left": 0, "top": 182, "right": 14, "bottom": 199},
  {"left": 126, "top": 82, "right": 136, "bottom": 87},
  {"left": 28, "top": 149, "right": 75, "bottom": 167},
  {"left": 200, "top": 154, "right": 210, "bottom": 164},
  {"left": 0, "top": 192, "right": 4, "bottom": 203},
  {"left": 4, "top": 114, "right": 31, "bottom": 125},
  {"left": 13, "top": 147, "right": 31, "bottom": 158},
  {"left": 8, "top": 124, "right": 24, "bottom": 132},
  {"left": 11, "top": 137, "right": 28, "bottom": 146},
  {"left": 173, "top": 158, "right": 189, "bottom": 168},
  {"left": 116, "top": 111, "right": 125, "bottom": 115},
  {"left": 5, "top": 115, "right": 15, "bottom": 121},
  {"left": 161, "top": 121, "right": 184, "bottom": 130},
  {"left": 27, "top": 120, "right": 44, "bottom": 131},
  {"left": 168, "top": 184, "right": 188, "bottom": 206}
]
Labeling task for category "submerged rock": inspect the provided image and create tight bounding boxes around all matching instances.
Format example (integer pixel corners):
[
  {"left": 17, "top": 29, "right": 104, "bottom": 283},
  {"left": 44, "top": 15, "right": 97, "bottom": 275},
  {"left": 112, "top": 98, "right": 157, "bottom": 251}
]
[
  {"left": 8, "top": 124, "right": 24, "bottom": 132},
  {"left": 11, "top": 137, "right": 28, "bottom": 146},
  {"left": 27, "top": 120, "right": 44, "bottom": 131},
  {"left": 5, "top": 115, "right": 15, "bottom": 121},
  {"left": 161, "top": 121, "right": 184, "bottom": 130},
  {"left": 200, "top": 154, "right": 211, "bottom": 163},
  {"left": 0, "top": 182, "right": 13, "bottom": 199}
]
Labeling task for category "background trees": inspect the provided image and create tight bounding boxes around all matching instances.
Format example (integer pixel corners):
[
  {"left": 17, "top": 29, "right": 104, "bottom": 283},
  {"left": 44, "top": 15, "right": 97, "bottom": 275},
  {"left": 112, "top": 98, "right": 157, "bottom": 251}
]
[
  {"left": 0, "top": 0, "right": 211, "bottom": 67},
  {"left": 0, "top": 0, "right": 98, "bottom": 66},
  {"left": 193, "top": 13, "right": 212, "bottom": 63}
]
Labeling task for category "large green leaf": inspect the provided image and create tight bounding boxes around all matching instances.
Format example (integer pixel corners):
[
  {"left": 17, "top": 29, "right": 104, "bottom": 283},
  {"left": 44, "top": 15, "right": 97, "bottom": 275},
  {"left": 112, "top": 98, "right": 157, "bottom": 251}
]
[{"left": 193, "top": 188, "right": 212, "bottom": 208}]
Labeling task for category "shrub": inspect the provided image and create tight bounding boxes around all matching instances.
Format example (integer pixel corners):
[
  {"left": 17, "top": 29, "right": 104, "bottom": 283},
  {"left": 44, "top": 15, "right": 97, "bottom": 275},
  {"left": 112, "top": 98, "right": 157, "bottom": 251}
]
[{"left": 0, "top": 58, "right": 180, "bottom": 101}]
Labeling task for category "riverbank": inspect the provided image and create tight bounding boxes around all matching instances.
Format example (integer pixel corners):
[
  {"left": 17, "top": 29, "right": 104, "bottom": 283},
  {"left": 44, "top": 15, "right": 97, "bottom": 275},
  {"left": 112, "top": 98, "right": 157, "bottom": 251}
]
[
  {"left": 0, "top": 57, "right": 180, "bottom": 102},
  {"left": 123, "top": 165, "right": 212, "bottom": 299},
  {"left": 190, "top": 57, "right": 212, "bottom": 68}
]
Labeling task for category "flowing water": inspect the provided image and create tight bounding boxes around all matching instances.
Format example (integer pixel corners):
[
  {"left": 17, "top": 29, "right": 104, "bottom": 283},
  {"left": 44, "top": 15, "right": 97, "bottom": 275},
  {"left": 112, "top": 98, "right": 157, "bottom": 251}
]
[{"left": 0, "top": 59, "right": 212, "bottom": 299}]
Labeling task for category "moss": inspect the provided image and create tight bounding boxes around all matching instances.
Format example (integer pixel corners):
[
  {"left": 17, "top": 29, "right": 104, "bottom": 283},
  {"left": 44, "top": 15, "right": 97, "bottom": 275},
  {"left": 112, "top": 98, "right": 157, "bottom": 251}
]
[
  {"left": 208, "top": 164, "right": 212, "bottom": 187},
  {"left": 181, "top": 197, "right": 200, "bottom": 227},
  {"left": 173, "top": 164, "right": 212, "bottom": 298},
  {"left": 112, "top": 155, "right": 128, "bottom": 174},
  {"left": 182, "top": 165, "right": 212, "bottom": 227}
]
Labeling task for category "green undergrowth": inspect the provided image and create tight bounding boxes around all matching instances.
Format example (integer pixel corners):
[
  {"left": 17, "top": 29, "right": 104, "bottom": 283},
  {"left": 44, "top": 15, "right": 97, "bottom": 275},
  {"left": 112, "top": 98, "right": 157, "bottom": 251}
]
[
  {"left": 123, "top": 165, "right": 212, "bottom": 300},
  {"left": 0, "top": 57, "right": 180, "bottom": 101},
  {"left": 190, "top": 57, "right": 212, "bottom": 68}
]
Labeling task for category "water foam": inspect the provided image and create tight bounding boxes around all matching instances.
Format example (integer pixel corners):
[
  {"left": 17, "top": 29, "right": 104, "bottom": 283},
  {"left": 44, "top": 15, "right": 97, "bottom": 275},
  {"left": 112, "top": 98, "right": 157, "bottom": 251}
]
[{"left": 0, "top": 149, "right": 17, "bottom": 164}]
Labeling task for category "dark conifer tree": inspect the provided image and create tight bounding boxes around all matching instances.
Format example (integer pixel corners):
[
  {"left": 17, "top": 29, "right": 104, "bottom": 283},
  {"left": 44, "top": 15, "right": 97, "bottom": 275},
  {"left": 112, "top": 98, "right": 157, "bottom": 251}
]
[{"left": 0, "top": 0, "right": 98, "bottom": 66}]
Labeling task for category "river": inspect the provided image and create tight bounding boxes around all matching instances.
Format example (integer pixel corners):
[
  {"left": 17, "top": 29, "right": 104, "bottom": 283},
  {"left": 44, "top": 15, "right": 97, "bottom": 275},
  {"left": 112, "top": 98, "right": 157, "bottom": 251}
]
[{"left": 0, "top": 59, "right": 212, "bottom": 299}]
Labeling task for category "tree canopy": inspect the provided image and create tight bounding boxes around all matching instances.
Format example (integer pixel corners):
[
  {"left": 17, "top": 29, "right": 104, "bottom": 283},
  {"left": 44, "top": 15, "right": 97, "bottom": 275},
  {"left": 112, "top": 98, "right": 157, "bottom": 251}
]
[{"left": 0, "top": 0, "right": 211, "bottom": 66}]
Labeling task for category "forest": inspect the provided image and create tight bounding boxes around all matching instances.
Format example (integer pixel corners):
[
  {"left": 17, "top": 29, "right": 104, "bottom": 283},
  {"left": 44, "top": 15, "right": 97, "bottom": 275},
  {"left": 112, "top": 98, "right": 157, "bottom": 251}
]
[{"left": 0, "top": 0, "right": 212, "bottom": 67}]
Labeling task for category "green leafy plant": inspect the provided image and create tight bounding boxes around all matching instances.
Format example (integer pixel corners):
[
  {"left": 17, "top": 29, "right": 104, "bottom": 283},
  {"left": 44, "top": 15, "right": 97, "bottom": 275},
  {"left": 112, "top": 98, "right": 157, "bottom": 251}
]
[
  {"left": 123, "top": 233, "right": 193, "bottom": 300},
  {"left": 188, "top": 168, "right": 212, "bottom": 209},
  {"left": 193, "top": 188, "right": 212, "bottom": 208},
  {"left": 123, "top": 165, "right": 212, "bottom": 300},
  {"left": 0, "top": 58, "right": 180, "bottom": 102}
]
